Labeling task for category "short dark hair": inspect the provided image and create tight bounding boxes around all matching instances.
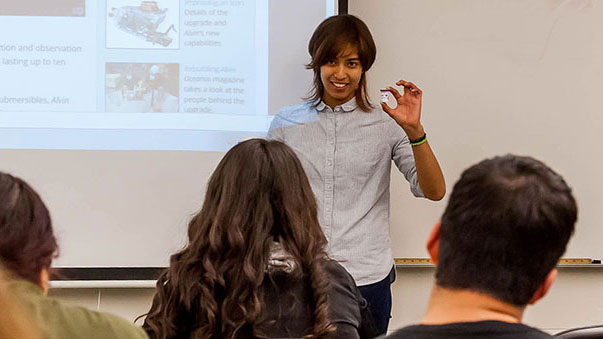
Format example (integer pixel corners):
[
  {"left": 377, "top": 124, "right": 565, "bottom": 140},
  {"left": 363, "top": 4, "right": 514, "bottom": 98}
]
[
  {"left": 0, "top": 172, "right": 58, "bottom": 285},
  {"left": 436, "top": 155, "right": 577, "bottom": 306},
  {"left": 306, "top": 14, "right": 377, "bottom": 112}
]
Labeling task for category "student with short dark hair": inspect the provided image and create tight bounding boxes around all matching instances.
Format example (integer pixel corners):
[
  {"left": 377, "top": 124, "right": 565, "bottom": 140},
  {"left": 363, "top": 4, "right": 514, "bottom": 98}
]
[
  {"left": 384, "top": 155, "right": 577, "bottom": 339},
  {"left": 143, "top": 139, "right": 370, "bottom": 339},
  {"left": 0, "top": 172, "right": 148, "bottom": 339},
  {"left": 268, "top": 14, "right": 446, "bottom": 335}
]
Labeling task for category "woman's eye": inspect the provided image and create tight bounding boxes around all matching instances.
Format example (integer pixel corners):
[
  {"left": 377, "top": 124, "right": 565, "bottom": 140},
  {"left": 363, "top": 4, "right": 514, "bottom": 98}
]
[{"left": 348, "top": 62, "right": 358, "bottom": 67}]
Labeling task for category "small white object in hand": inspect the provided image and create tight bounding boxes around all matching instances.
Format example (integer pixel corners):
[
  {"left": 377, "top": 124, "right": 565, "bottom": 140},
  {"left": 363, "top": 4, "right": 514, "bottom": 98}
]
[{"left": 380, "top": 89, "right": 391, "bottom": 103}]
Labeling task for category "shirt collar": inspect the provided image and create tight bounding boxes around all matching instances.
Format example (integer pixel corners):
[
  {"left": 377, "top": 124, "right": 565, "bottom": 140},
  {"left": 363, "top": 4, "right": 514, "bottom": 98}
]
[{"left": 316, "top": 97, "right": 358, "bottom": 113}]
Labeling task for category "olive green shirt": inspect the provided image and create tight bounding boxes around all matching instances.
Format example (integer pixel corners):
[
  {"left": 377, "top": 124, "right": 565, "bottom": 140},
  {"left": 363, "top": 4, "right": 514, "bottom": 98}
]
[{"left": 10, "top": 279, "right": 148, "bottom": 339}]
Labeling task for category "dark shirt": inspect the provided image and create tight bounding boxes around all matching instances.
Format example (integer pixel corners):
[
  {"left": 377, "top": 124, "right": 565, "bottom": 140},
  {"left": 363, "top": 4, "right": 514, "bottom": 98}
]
[
  {"left": 384, "top": 321, "right": 553, "bottom": 339},
  {"left": 261, "top": 260, "right": 367, "bottom": 338},
  {"left": 144, "top": 260, "right": 371, "bottom": 339}
]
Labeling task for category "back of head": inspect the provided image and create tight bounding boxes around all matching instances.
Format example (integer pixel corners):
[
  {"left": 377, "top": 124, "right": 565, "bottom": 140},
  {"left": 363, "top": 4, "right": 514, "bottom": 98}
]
[
  {"left": 186, "top": 138, "right": 326, "bottom": 271},
  {"left": 0, "top": 172, "right": 57, "bottom": 286},
  {"left": 436, "top": 155, "right": 577, "bottom": 306},
  {"left": 144, "top": 139, "right": 332, "bottom": 338},
  {"left": 306, "top": 14, "right": 376, "bottom": 111}
]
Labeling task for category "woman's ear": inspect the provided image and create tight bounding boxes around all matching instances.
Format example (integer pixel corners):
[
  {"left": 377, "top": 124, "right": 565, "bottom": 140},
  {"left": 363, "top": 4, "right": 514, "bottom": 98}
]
[{"left": 426, "top": 222, "right": 442, "bottom": 265}]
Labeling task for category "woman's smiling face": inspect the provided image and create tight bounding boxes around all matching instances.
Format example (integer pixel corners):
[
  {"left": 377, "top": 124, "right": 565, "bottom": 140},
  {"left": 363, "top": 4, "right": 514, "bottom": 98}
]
[{"left": 320, "top": 44, "right": 363, "bottom": 109}]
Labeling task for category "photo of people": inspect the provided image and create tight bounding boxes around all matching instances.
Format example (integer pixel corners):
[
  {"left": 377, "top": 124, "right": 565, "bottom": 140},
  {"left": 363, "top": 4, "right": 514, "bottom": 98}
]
[
  {"left": 0, "top": 0, "right": 85, "bottom": 17},
  {"left": 106, "top": 63, "right": 179, "bottom": 113},
  {"left": 106, "top": 0, "right": 179, "bottom": 49}
]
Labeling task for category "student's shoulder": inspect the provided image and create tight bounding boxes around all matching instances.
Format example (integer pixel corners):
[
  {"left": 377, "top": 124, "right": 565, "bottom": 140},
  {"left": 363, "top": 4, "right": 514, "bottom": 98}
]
[
  {"left": 384, "top": 322, "right": 554, "bottom": 339},
  {"left": 40, "top": 296, "right": 149, "bottom": 339},
  {"left": 324, "top": 260, "right": 360, "bottom": 301},
  {"left": 11, "top": 280, "right": 145, "bottom": 338},
  {"left": 323, "top": 260, "right": 365, "bottom": 336},
  {"left": 325, "top": 259, "right": 355, "bottom": 282},
  {"left": 380, "top": 325, "right": 425, "bottom": 338}
]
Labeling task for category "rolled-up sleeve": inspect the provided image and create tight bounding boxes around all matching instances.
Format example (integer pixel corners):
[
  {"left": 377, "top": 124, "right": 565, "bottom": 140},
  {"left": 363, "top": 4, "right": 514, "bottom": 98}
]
[{"left": 391, "top": 123, "right": 424, "bottom": 198}]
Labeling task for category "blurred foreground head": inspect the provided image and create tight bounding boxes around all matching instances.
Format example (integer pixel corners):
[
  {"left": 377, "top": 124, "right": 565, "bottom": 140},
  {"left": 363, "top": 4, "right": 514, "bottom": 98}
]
[{"left": 0, "top": 172, "right": 58, "bottom": 287}]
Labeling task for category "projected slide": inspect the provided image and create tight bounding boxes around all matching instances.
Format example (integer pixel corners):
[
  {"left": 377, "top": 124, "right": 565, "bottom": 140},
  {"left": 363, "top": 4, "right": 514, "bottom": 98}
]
[{"left": 0, "top": 1, "right": 334, "bottom": 151}]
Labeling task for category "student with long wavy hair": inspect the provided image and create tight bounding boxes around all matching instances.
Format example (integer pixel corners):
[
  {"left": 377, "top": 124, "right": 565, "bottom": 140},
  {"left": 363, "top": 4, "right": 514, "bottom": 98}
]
[
  {"left": 0, "top": 171, "right": 148, "bottom": 339},
  {"left": 143, "top": 138, "right": 368, "bottom": 338}
]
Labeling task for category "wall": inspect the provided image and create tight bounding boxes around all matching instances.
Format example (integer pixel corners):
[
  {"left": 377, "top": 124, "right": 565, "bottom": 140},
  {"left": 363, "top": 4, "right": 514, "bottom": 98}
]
[
  {"left": 345, "top": 0, "right": 603, "bottom": 331},
  {"left": 349, "top": 0, "right": 603, "bottom": 260}
]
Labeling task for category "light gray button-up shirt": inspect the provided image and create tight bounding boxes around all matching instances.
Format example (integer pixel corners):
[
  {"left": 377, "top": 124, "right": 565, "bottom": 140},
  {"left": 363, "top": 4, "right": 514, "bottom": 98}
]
[{"left": 268, "top": 98, "right": 424, "bottom": 286}]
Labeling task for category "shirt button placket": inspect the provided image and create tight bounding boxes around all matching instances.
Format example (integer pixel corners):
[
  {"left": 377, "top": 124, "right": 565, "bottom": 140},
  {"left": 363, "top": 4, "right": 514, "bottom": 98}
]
[{"left": 324, "top": 109, "right": 336, "bottom": 241}]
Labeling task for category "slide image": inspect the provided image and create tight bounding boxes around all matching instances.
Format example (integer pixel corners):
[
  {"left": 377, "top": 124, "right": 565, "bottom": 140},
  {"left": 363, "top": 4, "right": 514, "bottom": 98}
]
[
  {"left": 0, "top": 0, "right": 85, "bottom": 17},
  {"left": 106, "top": 0, "right": 179, "bottom": 49},
  {"left": 106, "top": 62, "right": 179, "bottom": 113}
]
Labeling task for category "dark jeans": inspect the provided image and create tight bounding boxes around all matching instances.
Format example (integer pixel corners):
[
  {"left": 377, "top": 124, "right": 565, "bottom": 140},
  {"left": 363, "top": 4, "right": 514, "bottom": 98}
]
[{"left": 358, "top": 266, "right": 396, "bottom": 336}]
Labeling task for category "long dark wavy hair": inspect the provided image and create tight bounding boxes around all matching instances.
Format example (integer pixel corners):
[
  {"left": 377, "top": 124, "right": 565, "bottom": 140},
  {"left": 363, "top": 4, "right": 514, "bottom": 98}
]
[{"left": 143, "top": 139, "right": 333, "bottom": 338}]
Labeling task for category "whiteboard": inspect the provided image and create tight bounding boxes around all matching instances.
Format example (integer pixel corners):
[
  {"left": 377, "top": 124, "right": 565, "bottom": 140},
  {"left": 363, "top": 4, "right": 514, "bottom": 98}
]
[
  {"left": 0, "top": 0, "right": 338, "bottom": 267},
  {"left": 349, "top": 0, "right": 602, "bottom": 259}
]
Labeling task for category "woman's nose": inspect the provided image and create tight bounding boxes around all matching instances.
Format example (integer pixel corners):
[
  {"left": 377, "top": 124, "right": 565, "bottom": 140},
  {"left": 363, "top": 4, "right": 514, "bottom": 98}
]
[{"left": 334, "top": 64, "right": 346, "bottom": 79}]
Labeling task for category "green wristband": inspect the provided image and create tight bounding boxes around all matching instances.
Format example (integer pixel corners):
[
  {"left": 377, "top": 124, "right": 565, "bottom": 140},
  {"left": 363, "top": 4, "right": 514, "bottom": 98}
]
[{"left": 409, "top": 133, "right": 427, "bottom": 147}]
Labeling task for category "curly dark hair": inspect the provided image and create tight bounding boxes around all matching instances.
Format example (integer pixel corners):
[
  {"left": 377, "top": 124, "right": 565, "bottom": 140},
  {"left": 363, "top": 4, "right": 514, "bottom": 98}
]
[{"left": 143, "top": 139, "right": 334, "bottom": 338}]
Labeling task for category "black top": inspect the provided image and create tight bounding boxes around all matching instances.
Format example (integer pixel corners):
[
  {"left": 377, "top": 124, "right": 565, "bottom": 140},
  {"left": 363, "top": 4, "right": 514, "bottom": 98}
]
[
  {"left": 144, "top": 260, "right": 372, "bottom": 338},
  {"left": 385, "top": 321, "right": 553, "bottom": 339},
  {"left": 261, "top": 260, "right": 367, "bottom": 338}
]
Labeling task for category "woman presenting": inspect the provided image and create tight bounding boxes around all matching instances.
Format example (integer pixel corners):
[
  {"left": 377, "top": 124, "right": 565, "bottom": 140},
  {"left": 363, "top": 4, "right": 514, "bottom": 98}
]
[{"left": 268, "top": 14, "right": 445, "bottom": 335}]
